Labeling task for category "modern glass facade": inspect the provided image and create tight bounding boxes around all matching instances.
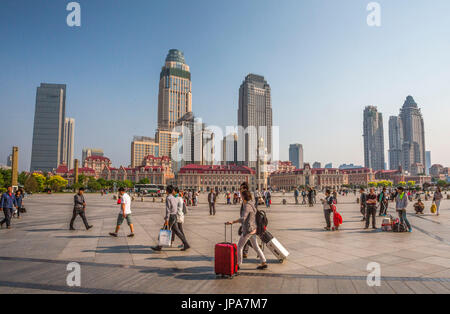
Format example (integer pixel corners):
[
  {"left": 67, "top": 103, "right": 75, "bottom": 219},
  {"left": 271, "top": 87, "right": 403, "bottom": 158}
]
[
  {"left": 30, "top": 83, "right": 66, "bottom": 173},
  {"left": 363, "top": 106, "right": 385, "bottom": 171}
]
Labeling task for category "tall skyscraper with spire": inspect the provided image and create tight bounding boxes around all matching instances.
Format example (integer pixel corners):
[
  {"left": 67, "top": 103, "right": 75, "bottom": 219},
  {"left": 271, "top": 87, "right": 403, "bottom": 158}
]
[
  {"left": 363, "top": 106, "right": 385, "bottom": 171},
  {"left": 156, "top": 49, "right": 192, "bottom": 159},
  {"left": 399, "top": 96, "right": 426, "bottom": 172},
  {"left": 157, "top": 49, "right": 192, "bottom": 131},
  {"left": 237, "top": 74, "right": 273, "bottom": 169}
]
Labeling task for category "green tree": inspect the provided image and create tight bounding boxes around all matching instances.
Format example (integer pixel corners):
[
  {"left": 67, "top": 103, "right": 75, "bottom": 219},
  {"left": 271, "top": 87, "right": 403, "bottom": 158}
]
[
  {"left": 368, "top": 182, "right": 378, "bottom": 188},
  {"left": 0, "top": 172, "right": 4, "bottom": 188},
  {"left": 437, "top": 180, "right": 447, "bottom": 188},
  {"left": 124, "top": 180, "right": 134, "bottom": 188},
  {"left": 138, "top": 178, "right": 150, "bottom": 184},
  {"left": 97, "top": 178, "right": 107, "bottom": 188},
  {"left": 0, "top": 169, "right": 12, "bottom": 188},
  {"left": 24, "top": 175, "right": 39, "bottom": 193},
  {"left": 87, "top": 180, "right": 102, "bottom": 191},
  {"left": 78, "top": 174, "right": 87, "bottom": 186},
  {"left": 18, "top": 172, "right": 28, "bottom": 186},
  {"left": 47, "top": 175, "right": 68, "bottom": 192}
]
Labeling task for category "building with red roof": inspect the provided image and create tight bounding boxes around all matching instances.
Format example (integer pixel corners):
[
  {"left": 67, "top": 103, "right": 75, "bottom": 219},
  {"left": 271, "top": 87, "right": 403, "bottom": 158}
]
[{"left": 176, "top": 164, "right": 255, "bottom": 192}]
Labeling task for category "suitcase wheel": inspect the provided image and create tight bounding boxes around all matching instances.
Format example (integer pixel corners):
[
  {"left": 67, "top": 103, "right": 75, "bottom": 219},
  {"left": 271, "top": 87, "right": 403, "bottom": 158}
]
[{"left": 279, "top": 259, "right": 285, "bottom": 263}]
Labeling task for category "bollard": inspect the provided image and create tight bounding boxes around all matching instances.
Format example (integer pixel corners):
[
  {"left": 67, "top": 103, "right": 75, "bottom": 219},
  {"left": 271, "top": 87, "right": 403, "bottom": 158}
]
[
  {"left": 141, "top": 197, "right": 144, "bottom": 202},
  {"left": 282, "top": 199, "right": 287, "bottom": 205},
  {"left": 356, "top": 198, "right": 360, "bottom": 204},
  {"left": 161, "top": 198, "right": 164, "bottom": 203},
  {"left": 153, "top": 198, "right": 155, "bottom": 203},
  {"left": 447, "top": 194, "right": 450, "bottom": 200}
]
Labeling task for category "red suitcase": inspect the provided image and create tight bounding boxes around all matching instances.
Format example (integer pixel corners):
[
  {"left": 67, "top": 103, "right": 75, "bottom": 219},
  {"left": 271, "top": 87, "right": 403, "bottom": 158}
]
[{"left": 215, "top": 224, "right": 238, "bottom": 278}]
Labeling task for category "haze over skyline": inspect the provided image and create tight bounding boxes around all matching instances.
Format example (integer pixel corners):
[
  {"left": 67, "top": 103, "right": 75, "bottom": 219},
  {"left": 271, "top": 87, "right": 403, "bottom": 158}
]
[{"left": 1, "top": 0, "right": 450, "bottom": 171}]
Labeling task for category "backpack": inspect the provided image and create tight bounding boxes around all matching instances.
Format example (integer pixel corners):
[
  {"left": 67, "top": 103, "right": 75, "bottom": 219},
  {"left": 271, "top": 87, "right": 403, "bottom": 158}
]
[
  {"left": 393, "top": 219, "right": 408, "bottom": 232},
  {"left": 255, "top": 209, "right": 268, "bottom": 235}
]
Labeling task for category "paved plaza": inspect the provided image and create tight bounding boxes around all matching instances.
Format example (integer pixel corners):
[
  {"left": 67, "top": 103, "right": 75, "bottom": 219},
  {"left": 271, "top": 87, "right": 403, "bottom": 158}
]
[{"left": 1, "top": 192, "right": 450, "bottom": 294}]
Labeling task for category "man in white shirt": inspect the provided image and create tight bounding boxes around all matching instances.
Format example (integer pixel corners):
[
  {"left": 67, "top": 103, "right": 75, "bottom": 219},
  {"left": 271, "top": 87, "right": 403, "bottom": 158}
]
[{"left": 109, "top": 187, "right": 135, "bottom": 237}]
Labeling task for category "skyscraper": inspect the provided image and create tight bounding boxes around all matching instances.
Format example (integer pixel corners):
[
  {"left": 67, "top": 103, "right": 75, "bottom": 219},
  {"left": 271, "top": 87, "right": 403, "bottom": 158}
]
[
  {"left": 363, "top": 106, "right": 385, "bottom": 171},
  {"left": 425, "top": 151, "right": 431, "bottom": 175},
  {"left": 157, "top": 49, "right": 192, "bottom": 131},
  {"left": 388, "top": 116, "right": 403, "bottom": 170},
  {"left": 62, "top": 118, "right": 75, "bottom": 169},
  {"left": 173, "top": 112, "right": 215, "bottom": 171},
  {"left": 289, "top": 144, "right": 304, "bottom": 169},
  {"left": 30, "top": 83, "right": 66, "bottom": 172},
  {"left": 157, "top": 49, "right": 192, "bottom": 159},
  {"left": 237, "top": 74, "right": 273, "bottom": 169},
  {"left": 399, "top": 96, "right": 426, "bottom": 173},
  {"left": 222, "top": 133, "right": 238, "bottom": 165}
]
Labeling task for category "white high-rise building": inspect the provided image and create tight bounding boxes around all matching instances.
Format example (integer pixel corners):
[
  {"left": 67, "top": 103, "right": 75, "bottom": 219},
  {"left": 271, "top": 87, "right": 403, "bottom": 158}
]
[{"left": 63, "top": 118, "right": 75, "bottom": 169}]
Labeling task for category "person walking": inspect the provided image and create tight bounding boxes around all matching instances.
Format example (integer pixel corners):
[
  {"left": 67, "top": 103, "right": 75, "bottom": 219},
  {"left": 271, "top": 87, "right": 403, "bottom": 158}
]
[
  {"left": 332, "top": 190, "right": 338, "bottom": 204},
  {"left": 264, "top": 189, "right": 271, "bottom": 208},
  {"left": 152, "top": 185, "right": 190, "bottom": 251},
  {"left": 321, "top": 189, "right": 335, "bottom": 231},
  {"left": 365, "top": 188, "right": 377, "bottom": 229},
  {"left": 433, "top": 187, "right": 443, "bottom": 216},
  {"left": 226, "top": 190, "right": 268, "bottom": 271},
  {"left": 14, "top": 189, "right": 24, "bottom": 219},
  {"left": 208, "top": 189, "right": 217, "bottom": 216},
  {"left": 395, "top": 187, "right": 412, "bottom": 232},
  {"left": 254, "top": 188, "right": 260, "bottom": 209},
  {"left": 69, "top": 188, "right": 93, "bottom": 230},
  {"left": 109, "top": 187, "right": 135, "bottom": 237},
  {"left": 0, "top": 186, "right": 18, "bottom": 229},
  {"left": 171, "top": 187, "right": 188, "bottom": 248},
  {"left": 359, "top": 188, "right": 367, "bottom": 221},
  {"left": 294, "top": 187, "right": 299, "bottom": 205}
]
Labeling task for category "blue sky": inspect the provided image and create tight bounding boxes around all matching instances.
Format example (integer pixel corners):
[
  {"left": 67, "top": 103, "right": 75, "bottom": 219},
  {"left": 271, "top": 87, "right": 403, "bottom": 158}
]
[{"left": 1, "top": 0, "right": 450, "bottom": 171}]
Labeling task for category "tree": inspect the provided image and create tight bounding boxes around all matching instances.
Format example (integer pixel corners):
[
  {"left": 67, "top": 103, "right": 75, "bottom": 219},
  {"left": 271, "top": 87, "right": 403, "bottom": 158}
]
[
  {"left": 0, "top": 169, "right": 12, "bottom": 188},
  {"left": 18, "top": 172, "right": 28, "bottom": 186},
  {"left": 124, "top": 180, "right": 134, "bottom": 188},
  {"left": 398, "top": 181, "right": 406, "bottom": 187},
  {"left": 88, "top": 180, "right": 102, "bottom": 191},
  {"left": 24, "top": 175, "right": 39, "bottom": 193},
  {"left": 47, "top": 175, "right": 68, "bottom": 192},
  {"left": 0, "top": 172, "right": 4, "bottom": 188},
  {"left": 78, "top": 174, "right": 87, "bottom": 186},
  {"left": 407, "top": 181, "right": 416, "bottom": 187},
  {"left": 368, "top": 182, "right": 378, "bottom": 188},
  {"left": 437, "top": 180, "right": 447, "bottom": 188},
  {"left": 138, "top": 178, "right": 150, "bottom": 184},
  {"left": 32, "top": 173, "right": 47, "bottom": 191},
  {"left": 97, "top": 178, "right": 107, "bottom": 188}
]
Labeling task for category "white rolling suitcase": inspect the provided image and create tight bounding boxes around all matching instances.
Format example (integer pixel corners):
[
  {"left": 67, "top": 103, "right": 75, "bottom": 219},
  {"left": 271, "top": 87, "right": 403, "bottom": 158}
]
[{"left": 266, "top": 238, "right": 290, "bottom": 263}]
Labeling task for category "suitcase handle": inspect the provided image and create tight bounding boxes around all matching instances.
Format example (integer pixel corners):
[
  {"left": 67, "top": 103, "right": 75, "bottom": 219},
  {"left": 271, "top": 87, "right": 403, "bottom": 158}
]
[{"left": 224, "top": 223, "right": 233, "bottom": 243}]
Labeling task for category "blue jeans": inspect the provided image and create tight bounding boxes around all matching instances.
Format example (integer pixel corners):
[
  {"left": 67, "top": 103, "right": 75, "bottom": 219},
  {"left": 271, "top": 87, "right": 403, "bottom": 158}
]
[{"left": 398, "top": 209, "right": 411, "bottom": 230}]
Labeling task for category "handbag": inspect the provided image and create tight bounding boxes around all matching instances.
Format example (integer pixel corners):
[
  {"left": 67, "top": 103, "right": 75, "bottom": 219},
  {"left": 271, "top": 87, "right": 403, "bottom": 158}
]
[
  {"left": 430, "top": 203, "right": 437, "bottom": 214},
  {"left": 158, "top": 225, "right": 172, "bottom": 247}
]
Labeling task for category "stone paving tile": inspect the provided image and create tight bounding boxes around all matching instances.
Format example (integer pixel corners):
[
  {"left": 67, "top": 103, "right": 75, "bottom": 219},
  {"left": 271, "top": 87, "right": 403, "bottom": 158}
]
[
  {"left": 0, "top": 193, "right": 449, "bottom": 294},
  {"left": 404, "top": 281, "right": 434, "bottom": 294}
]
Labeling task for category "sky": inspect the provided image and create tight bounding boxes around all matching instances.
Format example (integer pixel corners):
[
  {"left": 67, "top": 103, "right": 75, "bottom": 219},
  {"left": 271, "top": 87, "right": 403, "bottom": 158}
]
[{"left": 1, "top": 0, "right": 450, "bottom": 171}]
